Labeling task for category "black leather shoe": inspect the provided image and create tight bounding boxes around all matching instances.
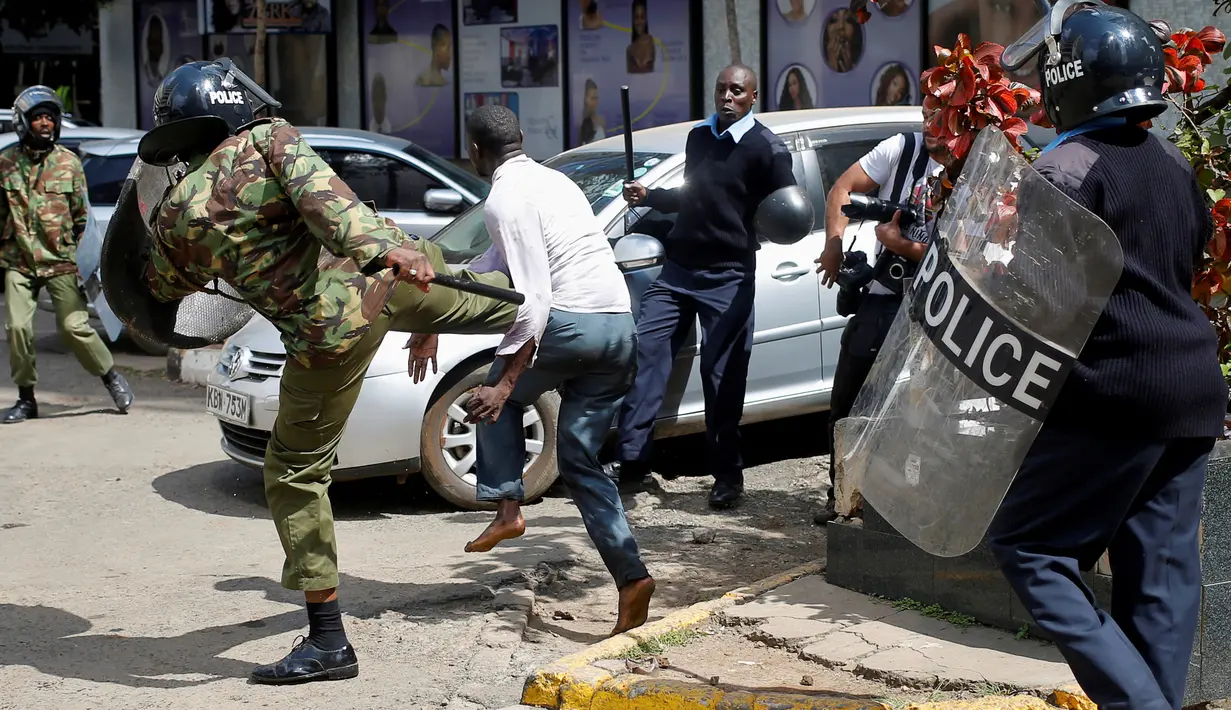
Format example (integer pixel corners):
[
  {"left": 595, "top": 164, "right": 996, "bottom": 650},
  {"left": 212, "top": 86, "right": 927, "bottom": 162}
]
[
  {"left": 813, "top": 498, "right": 838, "bottom": 525},
  {"left": 103, "top": 370, "right": 134, "bottom": 413},
  {"left": 605, "top": 460, "right": 651, "bottom": 493},
  {"left": 249, "top": 636, "right": 359, "bottom": 685},
  {"left": 2, "top": 398, "right": 37, "bottom": 424},
  {"left": 708, "top": 480, "right": 743, "bottom": 509}
]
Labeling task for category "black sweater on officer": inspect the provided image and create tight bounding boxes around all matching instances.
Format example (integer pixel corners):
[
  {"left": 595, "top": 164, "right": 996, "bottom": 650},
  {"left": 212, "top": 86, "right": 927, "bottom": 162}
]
[
  {"left": 1033, "top": 126, "right": 1226, "bottom": 439},
  {"left": 643, "top": 120, "right": 796, "bottom": 271}
]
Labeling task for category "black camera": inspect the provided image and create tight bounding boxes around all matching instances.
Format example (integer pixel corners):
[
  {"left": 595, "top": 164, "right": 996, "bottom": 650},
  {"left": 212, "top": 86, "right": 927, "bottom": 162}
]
[{"left": 841, "top": 194, "right": 924, "bottom": 233}]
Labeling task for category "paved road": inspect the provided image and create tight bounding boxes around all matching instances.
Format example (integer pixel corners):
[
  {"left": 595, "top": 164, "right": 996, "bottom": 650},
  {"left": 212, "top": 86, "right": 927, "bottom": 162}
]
[{"left": 0, "top": 302, "right": 832, "bottom": 710}]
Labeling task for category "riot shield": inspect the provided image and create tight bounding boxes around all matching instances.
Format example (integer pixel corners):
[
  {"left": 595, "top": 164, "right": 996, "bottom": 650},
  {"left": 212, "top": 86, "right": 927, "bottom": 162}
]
[
  {"left": 833, "top": 127, "right": 1124, "bottom": 558},
  {"left": 99, "top": 157, "right": 256, "bottom": 350}
]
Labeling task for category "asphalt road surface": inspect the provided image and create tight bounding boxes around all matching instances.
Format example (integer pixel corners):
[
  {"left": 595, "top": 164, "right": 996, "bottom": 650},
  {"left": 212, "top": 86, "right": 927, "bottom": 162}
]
[{"left": 0, "top": 300, "right": 832, "bottom": 710}]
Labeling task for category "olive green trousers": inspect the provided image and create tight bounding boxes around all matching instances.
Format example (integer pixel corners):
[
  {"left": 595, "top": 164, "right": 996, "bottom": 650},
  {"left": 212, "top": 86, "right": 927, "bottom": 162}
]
[
  {"left": 263, "top": 240, "right": 518, "bottom": 591},
  {"left": 5, "top": 269, "right": 114, "bottom": 387}
]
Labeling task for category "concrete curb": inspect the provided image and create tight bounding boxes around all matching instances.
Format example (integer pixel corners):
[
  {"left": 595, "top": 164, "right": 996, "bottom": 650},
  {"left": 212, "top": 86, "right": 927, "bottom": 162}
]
[
  {"left": 518, "top": 562, "right": 1096, "bottom": 710},
  {"left": 166, "top": 345, "right": 223, "bottom": 385},
  {"left": 520, "top": 560, "right": 825, "bottom": 709}
]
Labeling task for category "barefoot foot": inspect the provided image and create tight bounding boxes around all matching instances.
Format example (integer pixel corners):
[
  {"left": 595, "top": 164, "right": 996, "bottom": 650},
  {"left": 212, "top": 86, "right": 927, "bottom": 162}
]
[
  {"left": 611, "top": 576, "right": 656, "bottom": 636},
  {"left": 464, "top": 502, "right": 525, "bottom": 552}
]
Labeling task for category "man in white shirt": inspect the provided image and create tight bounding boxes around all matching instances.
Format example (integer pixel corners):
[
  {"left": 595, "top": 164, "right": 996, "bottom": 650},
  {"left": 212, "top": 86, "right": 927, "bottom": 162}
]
[
  {"left": 812, "top": 123, "right": 950, "bottom": 525},
  {"left": 408, "top": 105, "right": 655, "bottom": 636}
]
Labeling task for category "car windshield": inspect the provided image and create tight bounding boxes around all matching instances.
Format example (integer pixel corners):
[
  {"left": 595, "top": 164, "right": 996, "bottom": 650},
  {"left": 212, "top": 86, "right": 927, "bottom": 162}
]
[
  {"left": 543, "top": 150, "right": 673, "bottom": 213},
  {"left": 405, "top": 143, "right": 491, "bottom": 199},
  {"left": 429, "top": 150, "right": 675, "bottom": 264},
  {"left": 81, "top": 152, "right": 137, "bottom": 206}
]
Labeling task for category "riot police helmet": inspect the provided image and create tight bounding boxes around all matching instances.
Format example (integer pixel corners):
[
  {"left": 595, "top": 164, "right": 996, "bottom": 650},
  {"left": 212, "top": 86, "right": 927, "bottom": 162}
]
[
  {"left": 755, "top": 185, "right": 816, "bottom": 245},
  {"left": 1002, "top": 0, "right": 1167, "bottom": 133},
  {"left": 138, "top": 58, "right": 281, "bottom": 166},
  {"left": 12, "top": 85, "right": 64, "bottom": 150}
]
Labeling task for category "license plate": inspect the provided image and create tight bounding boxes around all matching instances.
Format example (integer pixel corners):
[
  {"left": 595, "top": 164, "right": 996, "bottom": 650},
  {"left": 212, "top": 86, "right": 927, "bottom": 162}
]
[{"left": 206, "top": 384, "right": 252, "bottom": 426}]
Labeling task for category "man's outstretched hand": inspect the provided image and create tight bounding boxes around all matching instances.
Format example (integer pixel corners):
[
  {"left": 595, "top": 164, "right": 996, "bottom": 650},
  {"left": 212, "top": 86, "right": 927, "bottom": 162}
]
[
  {"left": 404, "top": 333, "right": 438, "bottom": 383},
  {"left": 386, "top": 247, "right": 435, "bottom": 292}
]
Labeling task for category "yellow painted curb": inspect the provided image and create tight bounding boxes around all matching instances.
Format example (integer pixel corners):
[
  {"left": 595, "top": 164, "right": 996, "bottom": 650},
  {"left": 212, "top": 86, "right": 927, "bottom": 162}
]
[
  {"left": 905, "top": 698, "right": 1055, "bottom": 710},
  {"left": 521, "top": 560, "right": 826, "bottom": 709},
  {"left": 1047, "top": 684, "right": 1096, "bottom": 710},
  {"left": 589, "top": 676, "right": 889, "bottom": 710}
]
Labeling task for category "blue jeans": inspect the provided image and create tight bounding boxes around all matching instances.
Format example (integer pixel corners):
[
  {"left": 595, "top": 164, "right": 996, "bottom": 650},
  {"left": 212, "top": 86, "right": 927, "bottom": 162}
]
[
  {"left": 988, "top": 429, "right": 1211, "bottom": 710},
  {"left": 475, "top": 309, "right": 649, "bottom": 588}
]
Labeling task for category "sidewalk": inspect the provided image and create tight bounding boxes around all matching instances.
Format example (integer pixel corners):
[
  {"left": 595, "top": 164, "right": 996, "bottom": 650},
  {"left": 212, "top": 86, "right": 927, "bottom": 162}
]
[{"left": 520, "top": 565, "right": 1096, "bottom": 710}]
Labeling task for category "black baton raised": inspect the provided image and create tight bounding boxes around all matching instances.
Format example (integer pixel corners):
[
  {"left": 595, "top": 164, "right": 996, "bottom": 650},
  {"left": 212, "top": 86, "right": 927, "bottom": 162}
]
[
  {"left": 390, "top": 265, "right": 526, "bottom": 305},
  {"left": 621, "top": 85, "right": 634, "bottom": 182}
]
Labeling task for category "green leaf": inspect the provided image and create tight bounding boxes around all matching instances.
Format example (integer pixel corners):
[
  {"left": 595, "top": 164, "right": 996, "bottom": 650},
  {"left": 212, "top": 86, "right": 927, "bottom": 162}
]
[{"left": 1211, "top": 189, "right": 1228, "bottom": 203}]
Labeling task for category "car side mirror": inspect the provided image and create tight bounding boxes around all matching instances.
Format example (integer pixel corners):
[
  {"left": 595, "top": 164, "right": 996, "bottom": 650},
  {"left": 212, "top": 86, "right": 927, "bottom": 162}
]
[
  {"left": 424, "top": 188, "right": 465, "bottom": 214},
  {"left": 614, "top": 232, "right": 665, "bottom": 272}
]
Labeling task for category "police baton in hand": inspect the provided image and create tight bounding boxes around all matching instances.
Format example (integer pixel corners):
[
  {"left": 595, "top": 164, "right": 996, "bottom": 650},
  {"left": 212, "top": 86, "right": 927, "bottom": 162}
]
[
  {"left": 389, "top": 264, "right": 526, "bottom": 305},
  {"left": 621, "top": 85, "right": 634, "bottom": 182}
]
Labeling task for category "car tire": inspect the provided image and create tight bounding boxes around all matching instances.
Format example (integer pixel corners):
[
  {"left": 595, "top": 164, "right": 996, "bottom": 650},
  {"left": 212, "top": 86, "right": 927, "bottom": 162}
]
[
  {"left": 419, "top": 363, "right": 560, "bottom": 511},
  {"left": 128, "top": 331, "right": 170, "bottom": 357}
]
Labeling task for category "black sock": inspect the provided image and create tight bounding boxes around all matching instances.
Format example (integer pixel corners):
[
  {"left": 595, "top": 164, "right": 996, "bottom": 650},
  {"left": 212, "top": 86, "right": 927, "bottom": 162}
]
[{"left": 306, "top": 599, "right": 349, "bottom": 651}]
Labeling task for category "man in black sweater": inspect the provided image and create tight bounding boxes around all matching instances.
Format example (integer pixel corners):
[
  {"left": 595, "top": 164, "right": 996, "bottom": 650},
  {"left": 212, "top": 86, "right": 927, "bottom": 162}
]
[
  {"left": 604, "top": 64, "right": 797, "bottom": 508},
  {"left": 989, "top": 5, "right": 1226, "bottom": 708}
]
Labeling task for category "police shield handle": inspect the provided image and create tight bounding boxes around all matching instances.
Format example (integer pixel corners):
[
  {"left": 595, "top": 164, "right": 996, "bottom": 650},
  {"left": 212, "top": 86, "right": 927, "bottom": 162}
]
[
  {"left": 388, "top": 264, "right": 526, "bottom": 306},
  {"left": 621, "top": 86, "right": 634, "bottom": 182}
]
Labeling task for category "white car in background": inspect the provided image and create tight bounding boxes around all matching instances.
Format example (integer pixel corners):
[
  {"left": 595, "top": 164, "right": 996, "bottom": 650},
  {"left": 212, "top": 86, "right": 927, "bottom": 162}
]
[{"left": 207, "top": 106, "right": 944, "bottom": 510}]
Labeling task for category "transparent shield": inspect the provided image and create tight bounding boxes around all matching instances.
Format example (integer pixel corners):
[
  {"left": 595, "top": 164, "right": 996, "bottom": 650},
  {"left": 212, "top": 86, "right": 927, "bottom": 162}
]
[{"left": 834, "top": 127, "right": 1124, "bottom": 557}]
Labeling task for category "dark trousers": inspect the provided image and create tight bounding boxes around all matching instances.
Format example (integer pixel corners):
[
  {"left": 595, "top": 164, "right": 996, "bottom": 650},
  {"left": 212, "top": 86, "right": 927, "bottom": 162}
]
[
  {"left": 827, "top": 293, "right": 902, "bottom": 497},
  {"left": 988, "top": 429, "right": 1211, "bottom": 710},
  {"left": 615, "top": 261, "right": 755, "bottom": 486}
]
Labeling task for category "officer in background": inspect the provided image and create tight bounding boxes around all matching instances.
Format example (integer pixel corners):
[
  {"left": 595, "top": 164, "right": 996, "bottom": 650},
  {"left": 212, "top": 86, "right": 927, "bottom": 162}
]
[
  {"left": 989, "top": 4, "right": 1225, "bottom": 707},
  {"left": 812, "top": 113, "right": 949, "bottom": 524},
  {"left": 132, "top": 61, "right": 521, "bottom": 684},
  {"left": 0, "top": 86, "right": 134, "bottom": 423},
  {"left": 605, "top": 64, "right": 797, "bottom": 509}
]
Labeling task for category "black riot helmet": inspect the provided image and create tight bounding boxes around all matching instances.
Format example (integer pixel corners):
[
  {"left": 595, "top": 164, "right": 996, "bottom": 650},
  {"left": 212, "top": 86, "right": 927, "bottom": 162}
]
[
  {"left": 754, "top": 185, "right": 816, "bottom": 245},
  {"left": 138, "top": 58, "right": 281, "bottom": 166},
  {"left": 12, "top": 85, "right": 64, "bottom": 150},
  {"left": 1002, "top": 0, "right": 1167, "bottom": 133}
]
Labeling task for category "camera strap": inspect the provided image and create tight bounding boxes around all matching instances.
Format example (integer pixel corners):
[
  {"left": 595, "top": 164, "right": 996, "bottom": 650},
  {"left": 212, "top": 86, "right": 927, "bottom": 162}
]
[{"left": 868, "top": 134, "right": 930, "bottom": 294}]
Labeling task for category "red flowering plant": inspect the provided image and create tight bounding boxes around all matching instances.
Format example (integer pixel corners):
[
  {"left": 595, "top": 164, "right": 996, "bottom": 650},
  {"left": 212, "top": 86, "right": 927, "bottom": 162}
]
[{"left": 1153, "top": 22, "right": 1231, "bottom": 374}]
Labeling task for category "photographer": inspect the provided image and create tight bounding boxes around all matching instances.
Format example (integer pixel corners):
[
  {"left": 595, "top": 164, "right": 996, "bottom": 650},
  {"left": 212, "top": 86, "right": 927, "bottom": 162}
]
[{"left": 812, "top": 121, "right": 950, "bottom": 525}]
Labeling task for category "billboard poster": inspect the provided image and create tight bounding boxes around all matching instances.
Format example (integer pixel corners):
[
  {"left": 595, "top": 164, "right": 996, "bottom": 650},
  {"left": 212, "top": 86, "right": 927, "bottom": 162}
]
[
  {"left": 566, "top": 0, "right": 692, "bottom": 149},
  {"left": 137, "top": 0, "right": 204, "bottom": 130},
  {"left": 765, "top": 0, "right": 921, "bottom": 111},
  {"left": 456, "top": 0, "right": 564, "bottom": 160},
  {"left": 200, "top": 0, "right": 334, "bottom": 34},
  {"left": 363, "top": 0, "right": 457, "bottom": 158}
]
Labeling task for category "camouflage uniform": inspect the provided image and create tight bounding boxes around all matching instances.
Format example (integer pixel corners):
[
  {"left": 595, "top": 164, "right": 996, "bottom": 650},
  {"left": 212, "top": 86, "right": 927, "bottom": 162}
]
[
  {"left": 146, "top": 118, "right": 517, "bottom": 591},
  {"left": 0, "top": 143, "right": 115, "bottom": 387}
]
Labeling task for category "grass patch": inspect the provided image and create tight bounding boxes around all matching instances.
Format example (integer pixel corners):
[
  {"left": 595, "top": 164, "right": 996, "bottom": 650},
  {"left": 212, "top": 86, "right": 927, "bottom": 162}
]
[
  {"left": 1015, "top": 623, "right": 1031, "bottom": 641},
  {"left": 890, "top": 597, "right": 977, "bottom": 628},
  {"left": 616, "top": 628, "right": 701, "bottom": 661},
  {"left": 877, "top": 682, "right": 1019, "bottom": 709}
]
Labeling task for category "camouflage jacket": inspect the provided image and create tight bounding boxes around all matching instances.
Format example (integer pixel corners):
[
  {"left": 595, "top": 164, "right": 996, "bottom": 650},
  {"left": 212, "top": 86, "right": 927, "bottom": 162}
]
[
  {"left": 145, "top": 118, "right": 410, "bottom": 367},
  {"left": 0, "top": 143, "right": 90, "bottom": 278}
]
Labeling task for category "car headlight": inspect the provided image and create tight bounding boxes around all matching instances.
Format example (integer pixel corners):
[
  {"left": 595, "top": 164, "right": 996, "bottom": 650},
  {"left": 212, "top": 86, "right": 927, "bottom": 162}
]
[{"left": 218, "top": 343, "right": 240, "bottom": 376}]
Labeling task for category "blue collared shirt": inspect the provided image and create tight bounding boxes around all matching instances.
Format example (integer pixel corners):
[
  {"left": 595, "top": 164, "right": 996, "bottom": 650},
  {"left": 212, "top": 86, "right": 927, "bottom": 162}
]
[{"left": 697, "top": 111, "right": 757, "bottom": 143}]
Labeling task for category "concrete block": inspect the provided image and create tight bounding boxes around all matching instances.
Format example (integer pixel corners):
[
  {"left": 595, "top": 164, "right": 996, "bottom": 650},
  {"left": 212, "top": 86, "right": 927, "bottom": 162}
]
[
  {"left": 723, "top": 576, "right": 895, "bottom": 628},
  {"left": 746, "top": 616, "right": 844, "bottom": 649}
]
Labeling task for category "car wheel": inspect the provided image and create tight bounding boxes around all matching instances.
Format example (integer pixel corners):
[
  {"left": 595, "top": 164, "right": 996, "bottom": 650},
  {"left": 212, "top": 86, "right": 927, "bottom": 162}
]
[
  {"left": 419, "top": 363, "right": 560, "bottom": 510},
  {"left": 128, "top": 331, "right": 169, "bottom": 357}
]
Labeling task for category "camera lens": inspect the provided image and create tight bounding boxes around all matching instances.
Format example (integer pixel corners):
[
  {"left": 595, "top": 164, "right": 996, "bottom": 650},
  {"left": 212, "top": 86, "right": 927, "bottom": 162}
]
[{"left": 889, "top": 263, "right": 905, "bottom": 279}]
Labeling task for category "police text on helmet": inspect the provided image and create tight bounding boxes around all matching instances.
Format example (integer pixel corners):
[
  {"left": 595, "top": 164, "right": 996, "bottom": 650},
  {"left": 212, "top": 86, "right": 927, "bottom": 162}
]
[
  {"left": 1043, "top": 59, "right": 1084, "bottom": 87},
  {"left": 208, "top": 90, "right": 246, "bottom": 106}
]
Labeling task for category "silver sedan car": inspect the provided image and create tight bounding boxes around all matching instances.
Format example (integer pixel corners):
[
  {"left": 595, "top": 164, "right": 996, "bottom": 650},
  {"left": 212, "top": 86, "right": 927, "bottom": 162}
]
[{"left": 206, "top": 106, "right": 935, "bottom": 509}]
